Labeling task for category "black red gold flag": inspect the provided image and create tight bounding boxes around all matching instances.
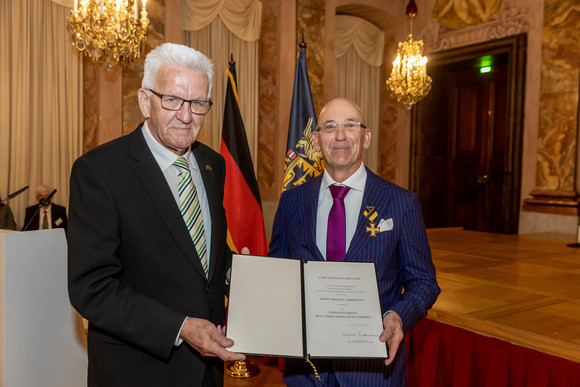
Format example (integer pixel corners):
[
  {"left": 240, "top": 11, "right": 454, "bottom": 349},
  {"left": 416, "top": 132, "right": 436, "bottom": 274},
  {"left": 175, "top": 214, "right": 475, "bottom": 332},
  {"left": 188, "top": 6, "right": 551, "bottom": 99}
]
[{"left": 220, "top": 61, "right": 267, "bottom": 256}]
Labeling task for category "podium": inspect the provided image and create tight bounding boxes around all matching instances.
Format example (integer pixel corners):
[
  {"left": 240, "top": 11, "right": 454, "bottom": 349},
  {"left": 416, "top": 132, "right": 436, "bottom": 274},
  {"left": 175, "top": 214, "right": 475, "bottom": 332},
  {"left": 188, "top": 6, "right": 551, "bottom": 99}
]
[{"left": 0, "top": 229, "right": 87, "bottom": 386}]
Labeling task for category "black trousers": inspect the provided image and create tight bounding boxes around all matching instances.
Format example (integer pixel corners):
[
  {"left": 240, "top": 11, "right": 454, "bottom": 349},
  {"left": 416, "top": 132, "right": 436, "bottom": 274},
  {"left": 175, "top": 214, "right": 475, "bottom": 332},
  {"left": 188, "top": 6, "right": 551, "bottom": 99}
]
[{"left": 202, "top": 365, "right": 217, "bottom": 387}]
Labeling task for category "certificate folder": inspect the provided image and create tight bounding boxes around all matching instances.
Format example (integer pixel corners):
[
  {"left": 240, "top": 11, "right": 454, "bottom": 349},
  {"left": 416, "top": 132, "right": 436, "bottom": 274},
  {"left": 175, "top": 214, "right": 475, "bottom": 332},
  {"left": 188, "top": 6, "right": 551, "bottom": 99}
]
[{"left": 226, "top": 254, "right": 388, "bottom": 359}]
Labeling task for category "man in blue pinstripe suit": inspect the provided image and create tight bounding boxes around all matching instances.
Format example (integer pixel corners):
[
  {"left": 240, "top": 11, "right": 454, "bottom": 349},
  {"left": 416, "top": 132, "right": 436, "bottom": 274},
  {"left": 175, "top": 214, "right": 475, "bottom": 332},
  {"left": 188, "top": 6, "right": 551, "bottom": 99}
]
[{"left": 268, "top": 98, "right": 440, "bottom": 386}]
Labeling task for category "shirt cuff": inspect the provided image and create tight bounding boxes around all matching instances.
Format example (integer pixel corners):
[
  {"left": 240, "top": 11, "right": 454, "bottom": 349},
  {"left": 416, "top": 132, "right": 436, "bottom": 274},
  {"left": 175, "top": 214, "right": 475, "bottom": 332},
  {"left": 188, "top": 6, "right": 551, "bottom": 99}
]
[{"left": 174, "top": 317, "right": 187, "bottom": 346}]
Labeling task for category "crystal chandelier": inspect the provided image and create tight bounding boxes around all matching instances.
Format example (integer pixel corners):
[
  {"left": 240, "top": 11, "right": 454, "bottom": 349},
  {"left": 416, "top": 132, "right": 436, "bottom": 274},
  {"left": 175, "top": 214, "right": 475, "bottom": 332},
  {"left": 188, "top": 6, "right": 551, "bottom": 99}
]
[
  {"left": 386, "top": 0, "right": 432, "bottom": 110},
  {"left": 68, "top": 0, "right": 149, "bottom": 71}
]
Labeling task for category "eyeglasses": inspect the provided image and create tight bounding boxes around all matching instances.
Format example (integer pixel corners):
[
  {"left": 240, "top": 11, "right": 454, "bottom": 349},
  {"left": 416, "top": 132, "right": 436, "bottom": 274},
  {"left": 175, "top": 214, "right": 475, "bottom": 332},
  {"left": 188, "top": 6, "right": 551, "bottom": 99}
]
[
  {"left": 317, "top": 120, "right": 367, "bottom": 133},
  {"left": 148, "top": 89, "right": 213, "bottom": 115}
]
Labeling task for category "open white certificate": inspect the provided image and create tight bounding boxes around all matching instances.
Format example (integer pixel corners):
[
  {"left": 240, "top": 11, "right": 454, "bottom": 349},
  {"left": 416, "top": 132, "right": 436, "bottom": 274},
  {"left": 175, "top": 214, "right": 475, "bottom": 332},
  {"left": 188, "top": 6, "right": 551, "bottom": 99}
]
[{"left": 226, "top": 254, "right": 388, "bottom": 359}]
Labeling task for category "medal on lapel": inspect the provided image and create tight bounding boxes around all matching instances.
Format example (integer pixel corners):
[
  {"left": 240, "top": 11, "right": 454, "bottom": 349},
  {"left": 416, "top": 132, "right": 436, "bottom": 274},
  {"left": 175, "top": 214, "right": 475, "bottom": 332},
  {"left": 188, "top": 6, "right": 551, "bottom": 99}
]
[{"left": 364, "top": 206, "right": 380, "bottom": 237}]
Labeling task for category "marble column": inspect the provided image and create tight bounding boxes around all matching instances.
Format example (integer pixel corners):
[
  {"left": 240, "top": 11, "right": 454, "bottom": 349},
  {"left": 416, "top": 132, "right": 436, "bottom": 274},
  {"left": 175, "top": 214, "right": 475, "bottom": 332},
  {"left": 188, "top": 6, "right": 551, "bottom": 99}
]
[
  {"left": 296, "top": 0, "right": 326, "bottom": 117},
  {"left": 523, "top": 0, "right": 580, "bottom": 215},
  {"left": 258, "top": 0, "right": 298, "bottom": 237}
]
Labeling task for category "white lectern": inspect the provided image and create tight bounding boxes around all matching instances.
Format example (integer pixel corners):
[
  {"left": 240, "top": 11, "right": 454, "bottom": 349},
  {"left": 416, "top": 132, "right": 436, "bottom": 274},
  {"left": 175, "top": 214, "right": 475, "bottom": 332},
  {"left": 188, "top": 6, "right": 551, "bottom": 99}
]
[{"left": 0, "top": 229, "right": 87, "bottom": 386}]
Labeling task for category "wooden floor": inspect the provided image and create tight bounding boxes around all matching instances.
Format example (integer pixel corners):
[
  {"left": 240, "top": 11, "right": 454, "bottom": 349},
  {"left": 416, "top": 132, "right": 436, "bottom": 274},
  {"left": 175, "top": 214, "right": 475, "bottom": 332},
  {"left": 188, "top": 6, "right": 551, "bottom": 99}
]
[
  {"left": 224, "top": 228, "right": 580, "bottom": 385},
  {"left": 426, "top": 228, "right": 580, "bottom": 364}
]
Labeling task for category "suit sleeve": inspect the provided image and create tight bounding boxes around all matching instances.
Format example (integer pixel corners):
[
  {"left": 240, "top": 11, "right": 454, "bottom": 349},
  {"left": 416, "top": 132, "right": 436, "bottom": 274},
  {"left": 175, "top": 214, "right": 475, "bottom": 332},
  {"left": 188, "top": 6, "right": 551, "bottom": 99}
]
[
  {"left": 267, "top": 191, "right": 290, "bottom": 259},
  {"left": 390, "top": 194, "right": 440, "bottom": 333},
  {"left": 67, "top": 155, "right": 185, "bottom": 359}
]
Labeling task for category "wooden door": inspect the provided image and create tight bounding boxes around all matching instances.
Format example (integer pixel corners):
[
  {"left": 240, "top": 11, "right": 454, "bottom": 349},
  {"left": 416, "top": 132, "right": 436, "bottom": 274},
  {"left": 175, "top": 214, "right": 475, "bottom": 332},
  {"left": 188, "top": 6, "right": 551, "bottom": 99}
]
[
  {"left": 410, "top": 35, "right": 526, "bottom": 234},
  {"left": 446, "top": 65, "right": 508, "bottom": 233}
]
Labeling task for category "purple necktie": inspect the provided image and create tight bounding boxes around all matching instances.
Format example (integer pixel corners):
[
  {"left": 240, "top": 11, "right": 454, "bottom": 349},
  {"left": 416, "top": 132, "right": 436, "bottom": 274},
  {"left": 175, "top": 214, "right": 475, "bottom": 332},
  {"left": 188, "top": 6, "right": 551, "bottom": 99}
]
[{"left": 326, "top": 184, "right": 351, "bottom": 261}]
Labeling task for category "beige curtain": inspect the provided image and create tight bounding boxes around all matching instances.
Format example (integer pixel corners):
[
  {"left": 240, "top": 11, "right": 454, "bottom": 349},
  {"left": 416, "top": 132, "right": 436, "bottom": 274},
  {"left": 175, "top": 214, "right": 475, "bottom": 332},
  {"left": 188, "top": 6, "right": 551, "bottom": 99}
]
[
  {"left": 50, "top": 0, "right": 73, "bottom": 6},
  {"left": 0, "top": 0, "right": 83, "bottom": 229},
  {"left": 334, "top": 15, "right": 384, "bottom": 174},
  {"left": 182, "top": 0, "right": 261, "bottom": 167},
  {"left": 182, "top": 0, "right": 261, "bottom": 41}
]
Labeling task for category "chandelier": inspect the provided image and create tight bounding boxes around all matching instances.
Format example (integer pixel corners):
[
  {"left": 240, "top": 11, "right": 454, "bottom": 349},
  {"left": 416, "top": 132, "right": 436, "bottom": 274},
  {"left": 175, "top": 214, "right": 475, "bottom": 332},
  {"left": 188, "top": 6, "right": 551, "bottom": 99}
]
[
  {"left": 68, "top": 0, "right": 149, "bottom": 71},
  {"left": 386, "top": 0, "right": 432, "bottom": 110}
]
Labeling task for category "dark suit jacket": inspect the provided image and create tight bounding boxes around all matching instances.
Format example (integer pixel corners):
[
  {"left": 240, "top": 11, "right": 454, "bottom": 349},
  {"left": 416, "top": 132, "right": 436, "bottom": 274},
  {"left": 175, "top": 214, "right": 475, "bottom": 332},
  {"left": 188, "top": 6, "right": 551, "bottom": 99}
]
[
  {"left": 22, "top": 203, "right": 68, "bottom": 233},
  {"left": 68, "top": 125, "right": 231, "bottom": 386},
  {"left": 268, "top": 168, "right": 440, "bottom": 387}
]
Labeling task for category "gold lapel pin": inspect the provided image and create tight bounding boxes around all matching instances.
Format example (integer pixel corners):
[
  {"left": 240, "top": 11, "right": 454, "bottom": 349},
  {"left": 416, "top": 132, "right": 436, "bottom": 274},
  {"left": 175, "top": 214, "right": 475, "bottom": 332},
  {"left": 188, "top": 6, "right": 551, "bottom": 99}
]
[{"left": 205, "top": 165, "right": 212, "bottom": 171}]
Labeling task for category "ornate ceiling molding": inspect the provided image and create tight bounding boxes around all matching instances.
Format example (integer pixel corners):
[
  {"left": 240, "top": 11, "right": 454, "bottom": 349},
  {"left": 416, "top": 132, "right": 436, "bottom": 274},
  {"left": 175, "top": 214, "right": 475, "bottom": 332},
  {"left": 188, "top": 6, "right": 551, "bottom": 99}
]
[{"left": 421, "top": 0, "right": 529, "bottom": 54}]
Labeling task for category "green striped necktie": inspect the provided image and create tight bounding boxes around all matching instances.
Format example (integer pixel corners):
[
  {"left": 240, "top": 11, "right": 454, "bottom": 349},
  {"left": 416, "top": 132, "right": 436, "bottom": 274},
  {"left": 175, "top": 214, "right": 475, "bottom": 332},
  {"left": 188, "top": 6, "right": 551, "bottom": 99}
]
[{"left": 173, "top": 156, "right": 208, "bottom": 277}]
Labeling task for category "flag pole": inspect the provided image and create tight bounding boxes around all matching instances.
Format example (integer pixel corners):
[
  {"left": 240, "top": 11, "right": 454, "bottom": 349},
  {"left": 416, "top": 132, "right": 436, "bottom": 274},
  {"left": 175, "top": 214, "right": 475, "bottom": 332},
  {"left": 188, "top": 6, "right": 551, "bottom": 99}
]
[
  {"left": 282, "top": 35, "right": 324, "bottom": 191},
  {"left": 222, "top": 54, "right": 261, "bottom": 379}
]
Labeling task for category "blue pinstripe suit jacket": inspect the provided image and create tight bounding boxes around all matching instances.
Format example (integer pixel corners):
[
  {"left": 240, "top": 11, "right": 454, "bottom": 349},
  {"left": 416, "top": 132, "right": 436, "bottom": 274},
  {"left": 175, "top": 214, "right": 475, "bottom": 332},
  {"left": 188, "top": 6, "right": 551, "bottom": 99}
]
[{"left": 268, "top": 168, "right": 440, "bottom": 386}]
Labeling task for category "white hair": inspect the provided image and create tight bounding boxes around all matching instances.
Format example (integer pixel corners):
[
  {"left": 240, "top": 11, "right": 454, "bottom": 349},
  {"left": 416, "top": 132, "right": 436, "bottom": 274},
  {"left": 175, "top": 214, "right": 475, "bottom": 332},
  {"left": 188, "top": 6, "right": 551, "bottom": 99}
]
[
  {"left": 36, "top": 184, "right": 51, "bottom": 194},
  {"left": 141, "top": 43, "right": 214, "bottom": 98}
]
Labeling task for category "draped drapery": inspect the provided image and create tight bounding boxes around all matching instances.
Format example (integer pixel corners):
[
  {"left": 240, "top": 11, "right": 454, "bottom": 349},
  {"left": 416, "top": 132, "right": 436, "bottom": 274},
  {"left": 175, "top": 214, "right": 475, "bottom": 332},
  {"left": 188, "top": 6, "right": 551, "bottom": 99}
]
[
  {"left": 335, "top": 15, "right": 384, "bottom": 67},
  {"left": 406, "top": 318, "right": 580, "bottom": 387},
  {"left": 49, "top": 0, "right": 73, "bottom": 6},
  {"left": 182, "top": 0, "right": 261, "bottom": 167},
  {"left": 182, "top": 0, "right": 261, "bottom": 42},
  {"left": 334, "top": 15, "right": 384, "bottom": 174},
  {"left": 0, "top": 0, "right": 83, "bottom": 228}
]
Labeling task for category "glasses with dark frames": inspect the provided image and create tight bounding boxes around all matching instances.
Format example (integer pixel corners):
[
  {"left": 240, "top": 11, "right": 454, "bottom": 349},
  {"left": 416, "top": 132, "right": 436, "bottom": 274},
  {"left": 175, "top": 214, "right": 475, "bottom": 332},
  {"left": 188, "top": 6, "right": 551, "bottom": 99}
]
[{"left": 148, "top": 89, "right": 213, "bottom": 115}]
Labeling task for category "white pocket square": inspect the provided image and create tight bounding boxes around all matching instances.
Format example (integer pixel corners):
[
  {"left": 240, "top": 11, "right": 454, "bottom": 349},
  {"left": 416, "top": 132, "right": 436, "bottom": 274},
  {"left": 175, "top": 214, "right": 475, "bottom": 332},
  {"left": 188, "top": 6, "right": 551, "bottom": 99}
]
[{"left": 378, "top": 218, "right": 393, "bottom": 232}]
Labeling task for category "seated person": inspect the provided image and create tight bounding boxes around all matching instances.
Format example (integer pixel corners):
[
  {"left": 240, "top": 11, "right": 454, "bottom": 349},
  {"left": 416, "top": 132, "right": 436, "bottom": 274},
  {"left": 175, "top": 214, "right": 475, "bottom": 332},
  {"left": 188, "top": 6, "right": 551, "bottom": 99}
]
[{"left": 22, "top": 184, "right": 67, "bottom": 233}]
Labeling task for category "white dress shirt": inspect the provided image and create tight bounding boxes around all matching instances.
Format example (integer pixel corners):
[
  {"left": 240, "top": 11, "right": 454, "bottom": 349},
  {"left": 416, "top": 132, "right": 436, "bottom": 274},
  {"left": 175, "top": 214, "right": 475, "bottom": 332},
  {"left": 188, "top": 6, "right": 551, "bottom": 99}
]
[
  {"left": 316, "top": 162, "right": 367, "bottom": 259},
  {"left": 141, "top": 122, "right": 212, "bottom": 263}
]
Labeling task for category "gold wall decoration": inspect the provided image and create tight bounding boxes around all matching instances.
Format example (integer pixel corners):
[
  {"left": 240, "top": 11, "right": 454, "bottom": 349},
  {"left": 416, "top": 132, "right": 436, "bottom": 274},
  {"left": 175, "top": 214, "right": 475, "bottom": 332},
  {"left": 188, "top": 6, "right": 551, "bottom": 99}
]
[{"left": 432, "top": 0, "right": 503, "bottom": 29}]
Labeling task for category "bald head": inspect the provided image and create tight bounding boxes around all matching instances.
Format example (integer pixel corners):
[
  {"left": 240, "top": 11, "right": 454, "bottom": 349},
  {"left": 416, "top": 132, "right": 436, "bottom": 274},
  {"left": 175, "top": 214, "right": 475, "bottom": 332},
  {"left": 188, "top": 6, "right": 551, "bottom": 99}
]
[
  {"left": 313, "top": 98, "right": 371, "bottom": 182},
  {"left": 319, "top": 98, "right": 365, "bottom": 124}
]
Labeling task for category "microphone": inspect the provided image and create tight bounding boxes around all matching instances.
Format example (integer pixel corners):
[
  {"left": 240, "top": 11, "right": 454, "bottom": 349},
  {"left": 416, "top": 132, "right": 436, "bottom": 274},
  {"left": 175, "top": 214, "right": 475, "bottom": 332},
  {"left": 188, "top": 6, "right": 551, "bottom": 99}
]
[
  {"left": 1, "top": 185, "right": 29, "bottom": 202},
  {"left": 40, "top": 189, "right": 57, "bottom": 207}
]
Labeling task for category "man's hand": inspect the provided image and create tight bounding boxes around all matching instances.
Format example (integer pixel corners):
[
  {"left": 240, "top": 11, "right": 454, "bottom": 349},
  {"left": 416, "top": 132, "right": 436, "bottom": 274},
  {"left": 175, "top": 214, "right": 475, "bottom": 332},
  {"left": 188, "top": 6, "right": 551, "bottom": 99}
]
[
  {"left": 180, "top": 317, "right": 245, "bottom": 362},
  {"left": 379, "top": 311, "right": 404, "bottom": 367}
]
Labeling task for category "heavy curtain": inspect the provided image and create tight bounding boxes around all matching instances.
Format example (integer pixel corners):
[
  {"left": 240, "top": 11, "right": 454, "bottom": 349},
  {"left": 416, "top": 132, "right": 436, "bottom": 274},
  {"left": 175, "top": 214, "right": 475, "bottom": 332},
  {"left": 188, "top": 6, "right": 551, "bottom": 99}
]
[
  {"left": 0, "top": 0, "right": 83, "bottom": 228},
  {"left": 334, "top": 15, "right": 384, "bottom": 174},
  {"left": 406, "top": 318, "right": 580, "bottom": 387},
  {"left": 182, "top": 0, "right": 261, "bottom": 167}
]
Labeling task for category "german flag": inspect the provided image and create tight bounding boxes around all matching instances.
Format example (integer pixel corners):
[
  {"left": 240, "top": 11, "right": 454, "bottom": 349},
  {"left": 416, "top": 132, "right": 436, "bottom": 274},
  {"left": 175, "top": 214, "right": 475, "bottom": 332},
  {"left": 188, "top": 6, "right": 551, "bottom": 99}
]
[{"left": 220, "top": 60, "right": 267, "bottom": 256}]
